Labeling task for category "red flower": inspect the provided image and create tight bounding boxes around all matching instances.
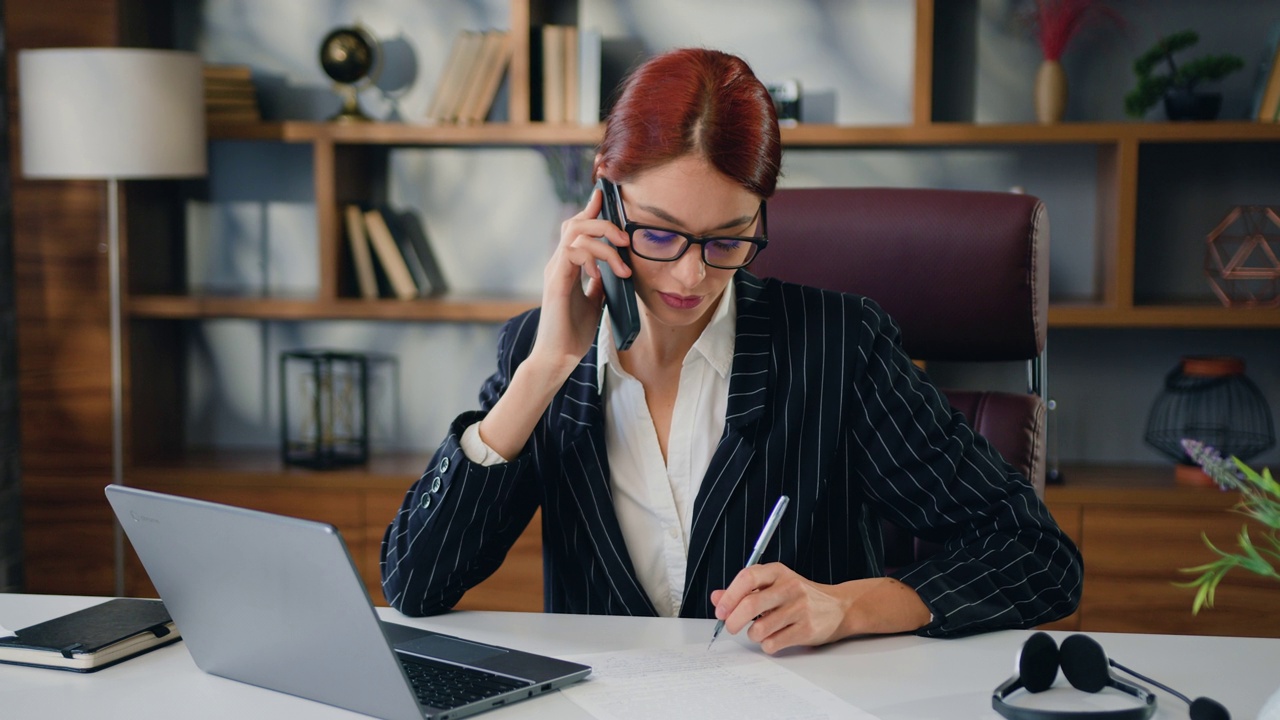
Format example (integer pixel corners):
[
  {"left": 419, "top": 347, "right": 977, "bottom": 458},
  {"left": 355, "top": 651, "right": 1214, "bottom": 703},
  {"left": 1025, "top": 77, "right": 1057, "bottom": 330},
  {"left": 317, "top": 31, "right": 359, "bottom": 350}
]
[{"left": 1033, "top": 0, "right": 1125, "bottom": 61}]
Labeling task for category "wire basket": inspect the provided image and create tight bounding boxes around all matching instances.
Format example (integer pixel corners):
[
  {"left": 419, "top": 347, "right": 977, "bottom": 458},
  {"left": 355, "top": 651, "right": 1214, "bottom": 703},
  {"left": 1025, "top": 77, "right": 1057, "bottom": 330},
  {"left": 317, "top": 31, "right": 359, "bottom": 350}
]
[{"left": 1144, "top": 356, "right": 1275, "bottom": 468}]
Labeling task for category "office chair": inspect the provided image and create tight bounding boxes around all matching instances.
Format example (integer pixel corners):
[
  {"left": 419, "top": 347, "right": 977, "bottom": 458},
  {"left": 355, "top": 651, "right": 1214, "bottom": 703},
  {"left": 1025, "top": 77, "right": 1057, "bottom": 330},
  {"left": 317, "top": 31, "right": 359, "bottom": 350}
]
[{"left": 751, "top": 187, "right": 1049, "bottom": 568}]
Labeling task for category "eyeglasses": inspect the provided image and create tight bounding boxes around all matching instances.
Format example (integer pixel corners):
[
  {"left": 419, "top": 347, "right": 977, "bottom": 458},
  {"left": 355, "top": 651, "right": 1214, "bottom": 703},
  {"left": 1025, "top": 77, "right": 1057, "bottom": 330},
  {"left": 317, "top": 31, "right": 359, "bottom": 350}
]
[{"left": 617, "top": 191, "right": 768, "bottom": 270}]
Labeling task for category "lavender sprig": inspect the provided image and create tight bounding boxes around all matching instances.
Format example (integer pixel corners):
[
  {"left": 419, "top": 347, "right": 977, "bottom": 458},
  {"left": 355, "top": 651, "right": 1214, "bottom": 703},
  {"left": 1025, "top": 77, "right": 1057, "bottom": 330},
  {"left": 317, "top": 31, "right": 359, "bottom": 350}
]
[
  {"left": 1177, "top": 438, "right": 1280, "bottom": 614},
  {"left": 1179, "top": 438, "right": 1246, "bottom": 490}
]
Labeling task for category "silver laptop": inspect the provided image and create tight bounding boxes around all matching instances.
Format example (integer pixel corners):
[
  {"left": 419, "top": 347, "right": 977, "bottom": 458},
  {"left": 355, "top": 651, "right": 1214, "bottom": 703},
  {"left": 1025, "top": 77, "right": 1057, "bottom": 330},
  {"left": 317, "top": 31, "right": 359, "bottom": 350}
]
[{"left": 105, "top": 484, "right": 590, "bottom": 720}]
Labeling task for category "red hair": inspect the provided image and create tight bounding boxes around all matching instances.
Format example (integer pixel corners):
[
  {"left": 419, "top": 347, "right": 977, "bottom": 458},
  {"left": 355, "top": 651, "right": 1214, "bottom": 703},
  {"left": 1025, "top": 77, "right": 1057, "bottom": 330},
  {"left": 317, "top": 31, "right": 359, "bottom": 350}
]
[{"left": 595, "top": 48, "right": 782, "bottom": 198}]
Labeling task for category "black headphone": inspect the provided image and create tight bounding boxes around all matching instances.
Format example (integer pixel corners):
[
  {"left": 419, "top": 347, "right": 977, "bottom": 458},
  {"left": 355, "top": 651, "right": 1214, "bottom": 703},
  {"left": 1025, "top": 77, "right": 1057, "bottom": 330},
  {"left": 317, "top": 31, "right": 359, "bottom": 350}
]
[{"left": 992, "top": 632, "right": 1230, "bottom": 720}]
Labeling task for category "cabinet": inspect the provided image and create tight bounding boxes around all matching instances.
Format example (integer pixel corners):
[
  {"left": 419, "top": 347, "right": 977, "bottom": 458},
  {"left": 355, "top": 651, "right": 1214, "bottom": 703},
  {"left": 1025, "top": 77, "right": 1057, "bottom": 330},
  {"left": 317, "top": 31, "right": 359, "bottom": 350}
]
[
  {"left": 1041, "top": 466, "right": 1280, "bottom": 638},
  {"left": 15, "top": 1, "right": 1280, "bottom": 626}
]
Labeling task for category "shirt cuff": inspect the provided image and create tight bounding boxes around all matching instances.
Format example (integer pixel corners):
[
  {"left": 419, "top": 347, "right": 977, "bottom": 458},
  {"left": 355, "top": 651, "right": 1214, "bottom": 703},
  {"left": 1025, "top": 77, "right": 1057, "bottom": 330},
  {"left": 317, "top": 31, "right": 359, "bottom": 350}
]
[{"left": 460, "top": 421, "right": 510, "bottom": 466}]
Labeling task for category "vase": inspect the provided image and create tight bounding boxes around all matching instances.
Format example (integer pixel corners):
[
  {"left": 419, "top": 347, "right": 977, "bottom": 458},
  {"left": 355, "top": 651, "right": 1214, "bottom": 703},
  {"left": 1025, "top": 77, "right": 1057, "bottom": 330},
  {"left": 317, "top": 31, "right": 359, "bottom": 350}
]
[
  {"left": 1163, "top": 90, "right": 1222, "bottom": 121},
  {"left": 1034, "top": 60, "right": 1068, "bottom": 124}
]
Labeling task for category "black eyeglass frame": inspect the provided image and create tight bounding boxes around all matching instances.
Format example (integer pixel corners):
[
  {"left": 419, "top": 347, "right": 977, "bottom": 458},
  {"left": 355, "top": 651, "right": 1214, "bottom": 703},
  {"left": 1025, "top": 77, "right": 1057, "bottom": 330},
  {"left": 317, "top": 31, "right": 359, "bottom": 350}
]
[{"left": 616, "top": 193, "right": 769, "bottom": 270}]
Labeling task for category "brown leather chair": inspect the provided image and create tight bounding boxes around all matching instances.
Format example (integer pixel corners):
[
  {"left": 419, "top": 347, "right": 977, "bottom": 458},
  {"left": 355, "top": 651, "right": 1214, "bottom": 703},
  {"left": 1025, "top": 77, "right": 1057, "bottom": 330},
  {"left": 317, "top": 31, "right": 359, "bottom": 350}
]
[{"left": 750, "top": 187, "right": 1049, "bottom": 568}]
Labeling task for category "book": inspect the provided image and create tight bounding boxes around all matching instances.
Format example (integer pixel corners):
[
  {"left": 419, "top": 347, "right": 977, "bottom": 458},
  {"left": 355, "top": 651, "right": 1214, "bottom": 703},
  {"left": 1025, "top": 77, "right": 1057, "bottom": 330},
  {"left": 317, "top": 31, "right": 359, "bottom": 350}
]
[
  {"left": 0, "top": 598, "right": 180, "bottom": 673},
  {"left": 1249, "top": 23, "right": 1280, "bottom": 121},
  {"left": 362, "top": 207, "right": 419, "bottom": 300},
  {"left": 344, "top": 204, "right": 378, "bottom": 299},
  {"left": 427, "top": 30, "right": 483, "bottom": 125},
  {"left": 375, "top": 206, "right": 431, "bottom": 296},
  {"left": 1257, "top": 42, "right": 1280, "bottom": 122},
  {"left": 577, "top": 27, "right": 602, "bottom": 125},
  {"left": 542, "top": 25, "right": 566, "bottom": 124},
  {"left": 203, "top": 64, "right": 260, "bottom": 123},
  {"left": 458, "top": 31, "right": 513, "bottom": 124},
  {"left": 562, "top": 25, "right": 579, "bottom": 124},
  {"left": 394, "top": 209, "right": 449, "bottom": 296}
]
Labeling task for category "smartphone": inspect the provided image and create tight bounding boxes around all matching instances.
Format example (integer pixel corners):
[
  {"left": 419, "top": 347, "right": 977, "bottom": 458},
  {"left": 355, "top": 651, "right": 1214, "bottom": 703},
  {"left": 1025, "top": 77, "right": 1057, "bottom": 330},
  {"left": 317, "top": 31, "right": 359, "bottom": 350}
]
[{"left": 595, "top": 178, "right": 640, "bottom": 350}]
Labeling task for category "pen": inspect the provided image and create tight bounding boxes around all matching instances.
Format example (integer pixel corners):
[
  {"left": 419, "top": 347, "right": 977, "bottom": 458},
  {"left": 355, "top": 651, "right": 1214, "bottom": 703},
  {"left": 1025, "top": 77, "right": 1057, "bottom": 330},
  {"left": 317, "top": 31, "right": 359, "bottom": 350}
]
[{"left": 708, "top": 495, "right": 790, "bottom": 650}]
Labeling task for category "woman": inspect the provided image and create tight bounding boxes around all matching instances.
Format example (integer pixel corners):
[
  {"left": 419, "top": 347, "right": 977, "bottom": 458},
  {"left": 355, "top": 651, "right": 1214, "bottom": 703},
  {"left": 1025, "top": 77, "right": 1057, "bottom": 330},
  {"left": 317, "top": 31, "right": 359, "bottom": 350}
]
[{"left": 382, "top": 48, "right": 1081, "bottom": 654}]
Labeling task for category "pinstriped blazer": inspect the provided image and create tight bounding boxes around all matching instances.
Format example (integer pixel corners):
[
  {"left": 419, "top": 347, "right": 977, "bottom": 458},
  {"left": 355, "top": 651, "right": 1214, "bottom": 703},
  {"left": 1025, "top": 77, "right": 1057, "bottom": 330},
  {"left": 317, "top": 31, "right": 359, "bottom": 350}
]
[{"left": 381, "top": 272, "right": 1082, "bottom": 637}]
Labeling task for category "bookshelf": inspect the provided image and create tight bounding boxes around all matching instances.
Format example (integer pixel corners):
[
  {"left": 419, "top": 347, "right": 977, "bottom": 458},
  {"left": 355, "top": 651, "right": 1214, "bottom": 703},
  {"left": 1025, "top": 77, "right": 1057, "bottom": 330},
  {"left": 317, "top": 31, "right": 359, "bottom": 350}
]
[{"left": 15, "top": 0, "right": 1280, "bottom": 630}]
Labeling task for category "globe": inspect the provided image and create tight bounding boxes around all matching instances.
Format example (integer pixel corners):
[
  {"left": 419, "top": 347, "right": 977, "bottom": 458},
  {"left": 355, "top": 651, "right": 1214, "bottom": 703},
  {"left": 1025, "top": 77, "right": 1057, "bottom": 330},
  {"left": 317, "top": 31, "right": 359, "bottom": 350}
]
[{"left": 319, "top": 26, "right": 379, "bottom": 121}]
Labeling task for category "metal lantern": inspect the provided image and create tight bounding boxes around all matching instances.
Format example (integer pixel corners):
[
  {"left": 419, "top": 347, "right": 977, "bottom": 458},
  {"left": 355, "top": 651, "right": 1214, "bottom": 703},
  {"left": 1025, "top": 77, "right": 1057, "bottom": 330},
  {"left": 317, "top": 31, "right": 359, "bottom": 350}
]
[
  {"left": 280, "top": 350, "right": 369, "bottom": 468},
  {"left": 1144, "top": 356, "right": 1275, "bottom": 486}
]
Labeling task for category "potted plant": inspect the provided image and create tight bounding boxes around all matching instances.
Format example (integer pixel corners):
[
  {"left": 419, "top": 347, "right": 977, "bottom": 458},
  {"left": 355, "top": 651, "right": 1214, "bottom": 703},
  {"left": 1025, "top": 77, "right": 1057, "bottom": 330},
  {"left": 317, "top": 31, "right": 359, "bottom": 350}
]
[
  {"left": 1124, "top": 30, "right": 1244, "bottom": 120},
  {"left": 1178, "top": 438, "right": 1279, "bottom": 614}
]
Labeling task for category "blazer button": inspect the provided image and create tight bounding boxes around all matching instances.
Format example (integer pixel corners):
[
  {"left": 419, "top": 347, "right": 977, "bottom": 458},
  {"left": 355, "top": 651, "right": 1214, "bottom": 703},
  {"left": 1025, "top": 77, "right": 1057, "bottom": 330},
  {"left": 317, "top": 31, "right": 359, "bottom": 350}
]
[
  {"left": 420, "top": 494, "right": 432, "bottom": 510},
  {"left": 430, "top": 476, "right": 442, "bottom": 493},
  {"left": 439, "top": 457, "right": 450, "bottom": 473}
]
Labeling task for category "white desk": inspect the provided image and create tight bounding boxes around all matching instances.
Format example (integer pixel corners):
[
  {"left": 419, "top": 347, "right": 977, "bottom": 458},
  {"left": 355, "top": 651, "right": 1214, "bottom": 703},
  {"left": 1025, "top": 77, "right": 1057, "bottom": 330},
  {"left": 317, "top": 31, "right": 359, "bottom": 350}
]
[{"left": 2, "top": 594, "right": 1276, "bottom": 719}]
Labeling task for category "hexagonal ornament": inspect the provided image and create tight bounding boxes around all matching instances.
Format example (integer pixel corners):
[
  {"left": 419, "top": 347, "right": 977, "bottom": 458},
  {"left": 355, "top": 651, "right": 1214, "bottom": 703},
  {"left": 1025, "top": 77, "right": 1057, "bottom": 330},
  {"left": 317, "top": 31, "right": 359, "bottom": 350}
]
[{"left": 1204, "top": 205, "right": 1280, "bottom": 308}]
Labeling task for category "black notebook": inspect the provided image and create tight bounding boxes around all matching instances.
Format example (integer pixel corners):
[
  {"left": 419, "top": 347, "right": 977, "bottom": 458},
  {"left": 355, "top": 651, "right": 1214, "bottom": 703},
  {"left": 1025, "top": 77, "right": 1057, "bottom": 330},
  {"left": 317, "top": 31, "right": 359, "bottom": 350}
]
[{"left": 0, "top": 598, "right": 181, "bottom": 672}]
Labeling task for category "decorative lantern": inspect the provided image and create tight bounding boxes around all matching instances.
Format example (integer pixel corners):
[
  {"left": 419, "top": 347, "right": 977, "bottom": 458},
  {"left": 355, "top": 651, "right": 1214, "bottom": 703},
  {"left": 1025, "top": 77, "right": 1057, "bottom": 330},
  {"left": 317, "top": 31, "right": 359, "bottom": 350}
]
[
  {"left": 1204, "top": 205, "right": 1280, "bottom": 308},
  {"left": 280, "top": 350, "right": 369, "bottom": 468},
  {"left": 1144, "top": 356, "right": 1275, "bottom": 486}
]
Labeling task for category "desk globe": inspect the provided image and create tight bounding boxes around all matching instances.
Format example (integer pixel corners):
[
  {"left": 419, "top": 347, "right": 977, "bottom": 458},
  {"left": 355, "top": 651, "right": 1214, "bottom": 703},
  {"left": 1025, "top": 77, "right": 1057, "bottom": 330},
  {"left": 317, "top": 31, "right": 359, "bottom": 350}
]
[{"left": 319, "top": 26, "right": 379, "bottom": 122}]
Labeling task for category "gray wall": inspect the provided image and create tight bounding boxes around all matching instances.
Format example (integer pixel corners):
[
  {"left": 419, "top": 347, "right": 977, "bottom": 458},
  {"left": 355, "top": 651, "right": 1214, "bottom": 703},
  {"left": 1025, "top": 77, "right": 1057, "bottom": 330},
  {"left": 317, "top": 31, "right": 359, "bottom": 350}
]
[
  {"left": 177, "top": 0, "right": 1280, "bottom": 468},
  {"left": 0, "top": 0, "right": 25, "bottom": 592}
]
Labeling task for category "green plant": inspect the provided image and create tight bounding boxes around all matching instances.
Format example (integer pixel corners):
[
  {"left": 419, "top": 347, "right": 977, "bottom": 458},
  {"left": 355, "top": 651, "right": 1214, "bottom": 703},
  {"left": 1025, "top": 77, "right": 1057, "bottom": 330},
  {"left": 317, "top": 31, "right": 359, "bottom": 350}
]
[
  {"left": 1178, "top": 438, "right": 1280, "bottom": 614},
  {"left": 1123, "top": 30, "right": 1245, "bottom": 118}
]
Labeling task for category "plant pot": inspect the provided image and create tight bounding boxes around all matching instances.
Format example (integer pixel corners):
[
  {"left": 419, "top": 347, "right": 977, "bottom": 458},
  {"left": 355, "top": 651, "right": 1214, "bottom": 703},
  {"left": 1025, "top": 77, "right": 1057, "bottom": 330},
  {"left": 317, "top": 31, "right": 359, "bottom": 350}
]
[
  {"left": 1034, "top": 60, "right": 1068, "bottom": 124},
  {"left": 1163, "top": 90, "right": 1222, "bottom": 121}
]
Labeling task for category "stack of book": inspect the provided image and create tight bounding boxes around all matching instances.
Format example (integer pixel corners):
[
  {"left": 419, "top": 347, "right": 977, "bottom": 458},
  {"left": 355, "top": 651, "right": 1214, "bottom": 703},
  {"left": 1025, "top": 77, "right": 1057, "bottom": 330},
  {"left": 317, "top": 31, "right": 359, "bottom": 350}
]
[
  {"left": 203, "top": 64, "right": 261, "bottom": 124},
  {"left": 344, "top": 204, "right": 448, "bottom": 300},
  {"left": 426, "top": 29, "right": 513, "bottom": 125},
  {"left": 534, "top": 24, "right": 601, "bottom": 125}
]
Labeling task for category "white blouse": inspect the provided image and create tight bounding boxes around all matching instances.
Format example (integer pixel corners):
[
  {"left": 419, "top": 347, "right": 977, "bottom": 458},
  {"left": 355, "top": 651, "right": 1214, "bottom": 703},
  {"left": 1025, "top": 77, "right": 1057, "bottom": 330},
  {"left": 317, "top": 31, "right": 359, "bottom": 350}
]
[{"left": 461, "top": 283, "right": 735, "bottom": 616}]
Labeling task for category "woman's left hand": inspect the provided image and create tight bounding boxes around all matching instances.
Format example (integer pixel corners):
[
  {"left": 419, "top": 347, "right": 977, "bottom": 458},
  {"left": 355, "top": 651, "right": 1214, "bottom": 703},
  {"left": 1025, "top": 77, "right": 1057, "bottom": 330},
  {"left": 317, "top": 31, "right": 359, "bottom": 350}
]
[{"left": 710, "top": 564, "right": 931, "bottom": 654}]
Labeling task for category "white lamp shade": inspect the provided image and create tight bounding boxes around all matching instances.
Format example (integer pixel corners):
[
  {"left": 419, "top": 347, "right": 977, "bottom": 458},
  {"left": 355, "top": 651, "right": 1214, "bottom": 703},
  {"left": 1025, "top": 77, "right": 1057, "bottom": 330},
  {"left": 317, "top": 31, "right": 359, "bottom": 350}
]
[{"left": 19, "top": 48, "right": 207, "bottom": 179}]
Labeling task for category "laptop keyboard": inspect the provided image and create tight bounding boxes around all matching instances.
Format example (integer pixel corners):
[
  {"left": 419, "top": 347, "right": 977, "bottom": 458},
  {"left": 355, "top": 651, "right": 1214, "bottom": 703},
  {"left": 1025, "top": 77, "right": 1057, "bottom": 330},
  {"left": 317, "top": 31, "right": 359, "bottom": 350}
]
[{"left": 401, "top": 656, "right": 533, "bottom": 710}]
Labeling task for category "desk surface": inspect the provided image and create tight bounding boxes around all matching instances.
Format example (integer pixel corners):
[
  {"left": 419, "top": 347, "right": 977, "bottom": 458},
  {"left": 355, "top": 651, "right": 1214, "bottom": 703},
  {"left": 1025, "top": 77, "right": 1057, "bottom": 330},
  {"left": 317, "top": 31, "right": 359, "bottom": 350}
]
[{"left": 2, "top": 594, "right": 1276, "bottom": 719}]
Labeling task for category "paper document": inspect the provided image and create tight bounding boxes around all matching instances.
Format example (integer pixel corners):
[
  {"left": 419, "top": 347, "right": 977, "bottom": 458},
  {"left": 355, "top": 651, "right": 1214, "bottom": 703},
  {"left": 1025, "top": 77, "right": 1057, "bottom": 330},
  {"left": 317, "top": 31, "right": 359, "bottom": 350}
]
[
  {"left": 0, "top": 622, "right": 13, "bottom": 640},
  {"left": 561, "top": 644, "right": 879, "bottom": 720}
]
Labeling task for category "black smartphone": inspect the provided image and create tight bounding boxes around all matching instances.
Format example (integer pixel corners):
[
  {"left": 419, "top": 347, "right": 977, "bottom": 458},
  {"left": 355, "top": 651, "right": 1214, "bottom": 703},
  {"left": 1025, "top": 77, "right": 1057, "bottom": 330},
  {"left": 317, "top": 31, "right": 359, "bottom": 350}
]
[{"left": 595, "top": 178, "right": 640, "bottom": 350}]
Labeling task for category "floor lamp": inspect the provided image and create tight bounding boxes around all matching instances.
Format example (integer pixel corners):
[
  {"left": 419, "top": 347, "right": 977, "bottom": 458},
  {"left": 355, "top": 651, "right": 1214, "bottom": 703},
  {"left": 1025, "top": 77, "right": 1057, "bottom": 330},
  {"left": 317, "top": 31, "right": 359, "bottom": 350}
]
[{"left": 18, "top": 48, "right": 206, "bottom": 596}]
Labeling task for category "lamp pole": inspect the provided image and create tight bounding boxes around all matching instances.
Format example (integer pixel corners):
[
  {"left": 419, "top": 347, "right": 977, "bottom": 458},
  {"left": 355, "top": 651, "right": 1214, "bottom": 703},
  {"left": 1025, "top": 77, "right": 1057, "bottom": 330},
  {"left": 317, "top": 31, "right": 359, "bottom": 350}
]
[{"left": 107, "top": 177, "right": 125, "bottom": 597}]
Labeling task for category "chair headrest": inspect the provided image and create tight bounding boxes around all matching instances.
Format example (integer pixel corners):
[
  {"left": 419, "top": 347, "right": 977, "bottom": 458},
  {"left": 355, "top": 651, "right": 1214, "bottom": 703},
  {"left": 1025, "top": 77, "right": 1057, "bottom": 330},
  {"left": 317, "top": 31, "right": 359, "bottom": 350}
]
[{"left": 752, "top": 187, "right": 1048, "bottom": 362}]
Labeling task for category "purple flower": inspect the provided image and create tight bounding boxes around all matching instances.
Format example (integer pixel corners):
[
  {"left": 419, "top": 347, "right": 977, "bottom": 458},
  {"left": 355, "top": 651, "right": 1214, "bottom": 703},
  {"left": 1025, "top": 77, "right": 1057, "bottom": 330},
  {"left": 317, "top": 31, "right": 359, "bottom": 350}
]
[{"left": 1180, "top": 438, "right": 1246, "bottom": 491}]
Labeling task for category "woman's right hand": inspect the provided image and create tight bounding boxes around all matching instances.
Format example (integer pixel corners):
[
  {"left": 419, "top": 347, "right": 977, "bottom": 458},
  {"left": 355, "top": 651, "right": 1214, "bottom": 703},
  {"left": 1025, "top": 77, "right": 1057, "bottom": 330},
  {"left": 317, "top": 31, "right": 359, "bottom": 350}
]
[
  {"left": 527, "top": 187, "right": 633, "bottom": 379},
  {"left": 470, "top": 188, "right": 633, "bottom": 461}
]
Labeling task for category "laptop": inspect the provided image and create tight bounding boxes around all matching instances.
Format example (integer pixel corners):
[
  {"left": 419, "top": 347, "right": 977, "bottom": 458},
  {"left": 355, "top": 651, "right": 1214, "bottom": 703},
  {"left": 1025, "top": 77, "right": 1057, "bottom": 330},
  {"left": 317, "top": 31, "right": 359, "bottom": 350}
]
[{"left": 105, "top": 485, "right": 590, "bottom": 720}]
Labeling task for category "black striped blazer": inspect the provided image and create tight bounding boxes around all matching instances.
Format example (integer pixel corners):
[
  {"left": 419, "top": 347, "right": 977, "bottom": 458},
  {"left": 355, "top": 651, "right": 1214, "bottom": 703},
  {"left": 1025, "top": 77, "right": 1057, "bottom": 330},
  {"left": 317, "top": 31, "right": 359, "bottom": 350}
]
[{"left": 381, "top": 272, "right": 1082, "bottom": 637}]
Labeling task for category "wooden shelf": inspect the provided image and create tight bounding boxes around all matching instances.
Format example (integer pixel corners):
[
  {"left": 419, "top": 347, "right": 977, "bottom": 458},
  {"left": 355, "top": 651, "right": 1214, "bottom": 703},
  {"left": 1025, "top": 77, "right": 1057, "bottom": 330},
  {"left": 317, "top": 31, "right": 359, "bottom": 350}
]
[
  {"left": 209, "top": 119, "right": 1280, "bottom": 148},
  {"left": 210, "top": 120, "right": 604, "bottom": 146},
  {"left": 127, "top": 294, "right": 540, "bottom": 322},
  {"left": 1047, "top": 463, "right": 1240, "bottom": 508},
  {"left": 128, "top": 447, "right": 429, "bottom": 489},
  {"left": 1049, "top": 303, "right": 1280, "bottom": 328},
  {"left": 127, "top": 294, "right": 1278, "bottom": 327}
]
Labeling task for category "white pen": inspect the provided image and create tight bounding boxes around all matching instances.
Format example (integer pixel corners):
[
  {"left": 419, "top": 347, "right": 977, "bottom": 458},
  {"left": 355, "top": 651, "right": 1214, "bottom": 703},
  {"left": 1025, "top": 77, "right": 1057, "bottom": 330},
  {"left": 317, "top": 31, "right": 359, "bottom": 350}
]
[{"left": 708, "top": 495, "right": 790, "bottom": 650}]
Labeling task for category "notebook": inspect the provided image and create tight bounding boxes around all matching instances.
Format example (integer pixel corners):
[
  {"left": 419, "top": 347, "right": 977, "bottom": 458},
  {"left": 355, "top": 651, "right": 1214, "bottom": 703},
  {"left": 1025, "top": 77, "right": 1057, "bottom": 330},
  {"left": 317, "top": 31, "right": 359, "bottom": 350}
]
[
  {"left": 105, "top": 485, "right": 590, "bottom": 720},
  {"left": 0, "top": 598, "right": 180, "bottom": 672}
]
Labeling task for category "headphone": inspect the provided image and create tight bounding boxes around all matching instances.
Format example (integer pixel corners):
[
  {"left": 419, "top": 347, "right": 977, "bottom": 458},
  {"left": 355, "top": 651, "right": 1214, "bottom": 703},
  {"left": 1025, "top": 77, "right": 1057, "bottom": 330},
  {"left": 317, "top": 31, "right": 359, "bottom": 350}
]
[{"left": 992, "top": 632, "right": 1230, "bottom": 720}]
